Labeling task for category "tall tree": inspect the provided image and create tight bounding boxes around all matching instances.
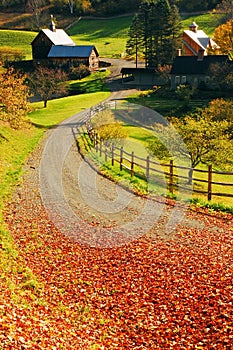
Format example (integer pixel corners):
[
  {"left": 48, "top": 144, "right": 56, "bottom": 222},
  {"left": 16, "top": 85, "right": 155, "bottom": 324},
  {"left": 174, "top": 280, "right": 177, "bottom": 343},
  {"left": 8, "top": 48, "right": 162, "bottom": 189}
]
[
  {"left": 126, "top": 0, "right": 181, "bottom": 68},
  {"left": 126, "top": 14, "right": 144, "bottom": 67}
]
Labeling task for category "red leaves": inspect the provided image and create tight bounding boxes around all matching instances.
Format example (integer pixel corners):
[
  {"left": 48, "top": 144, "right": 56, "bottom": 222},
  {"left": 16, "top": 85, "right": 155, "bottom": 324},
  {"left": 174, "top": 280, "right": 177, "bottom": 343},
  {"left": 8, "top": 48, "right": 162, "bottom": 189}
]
[{"left": 2, "top": 184, "right": 233, "bottom": 349}]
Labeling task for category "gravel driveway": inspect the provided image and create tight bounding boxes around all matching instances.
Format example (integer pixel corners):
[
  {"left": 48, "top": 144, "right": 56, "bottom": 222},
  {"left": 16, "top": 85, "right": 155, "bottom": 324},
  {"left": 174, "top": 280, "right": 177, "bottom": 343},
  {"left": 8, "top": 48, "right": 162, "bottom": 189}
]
[{"left": 37, "top": 59, "right": 211, "bottom": 248}]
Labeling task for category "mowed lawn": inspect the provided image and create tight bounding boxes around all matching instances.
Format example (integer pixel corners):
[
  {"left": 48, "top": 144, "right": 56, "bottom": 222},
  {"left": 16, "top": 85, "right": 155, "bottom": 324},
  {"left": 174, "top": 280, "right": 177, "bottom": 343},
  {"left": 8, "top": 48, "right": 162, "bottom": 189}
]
[{"left": 0, "top": 12, "right": 224, "bottom": 59}]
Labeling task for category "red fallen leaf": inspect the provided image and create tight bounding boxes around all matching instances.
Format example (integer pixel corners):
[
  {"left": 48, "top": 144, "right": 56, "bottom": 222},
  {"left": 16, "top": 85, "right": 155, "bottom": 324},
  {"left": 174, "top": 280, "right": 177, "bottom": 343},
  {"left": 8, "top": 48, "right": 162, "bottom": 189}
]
[{"left": 2, "top": 170, "right": 233, "bottom": 349}]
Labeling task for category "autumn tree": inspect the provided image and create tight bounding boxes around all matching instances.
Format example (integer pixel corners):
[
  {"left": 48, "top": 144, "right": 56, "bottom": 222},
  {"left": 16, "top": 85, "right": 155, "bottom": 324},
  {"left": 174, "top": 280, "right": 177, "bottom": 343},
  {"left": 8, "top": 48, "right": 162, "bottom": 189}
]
[
  {"left": 207, "top": 98, "right": 233, "bottom": 136},
  {"left": 208, "top": 59, "right": 233, "bottom": 91},
  {"left": 50, "top": 0, "right": 92, "bottom": 14},
  {"left": 29, "top": 66, "right": 68, "bottom": 108},
  {"left": 208, "top": 19, "right": 233, "bottom": 56},
  {"left": 0, "top": 67, "right": 31, "bottom": 129},
  {"left": 147, "top": 107, "right": 233, "bottom": 184},
  {"left": 90, "top": 109, "right": 128, "bottom": 143}
]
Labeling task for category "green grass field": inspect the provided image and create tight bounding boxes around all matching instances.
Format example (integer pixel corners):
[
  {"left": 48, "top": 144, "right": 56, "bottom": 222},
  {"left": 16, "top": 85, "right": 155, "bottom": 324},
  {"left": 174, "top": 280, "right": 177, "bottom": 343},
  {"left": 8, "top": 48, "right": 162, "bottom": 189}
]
[
  {"left": 0, "top": 29, "right": 36, "bottom": 59},
  {"left": 68, "top": 16, "right": 133, "bottom": 58},
  {"left": 0, "top": 12, "right": 224, "bottom": 59},
  {"left": 82, "top": 120, "right": 233, "bottom": 208},
  {"left": 181, "top": 12, "right": 224, "bottom": 36}
]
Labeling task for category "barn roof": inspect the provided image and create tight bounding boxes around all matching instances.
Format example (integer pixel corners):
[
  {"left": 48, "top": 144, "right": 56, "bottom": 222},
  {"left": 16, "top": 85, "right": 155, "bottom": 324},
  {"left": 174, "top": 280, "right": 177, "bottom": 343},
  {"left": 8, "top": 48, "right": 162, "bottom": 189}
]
[
  {"left": 31, "top": 28, "right": 75, "bottom": 46},
  {"left": 171, "top": 55, "right": 231, "bottom": 75},
  {"left": 48, "top": 45, "right": 99, "bottom": 58},
  {"left": 183, "top": 29, "right": 211, "bottom": 51},
  {"left": 42, "top": 28, "right": 75, "bottom": 46}
]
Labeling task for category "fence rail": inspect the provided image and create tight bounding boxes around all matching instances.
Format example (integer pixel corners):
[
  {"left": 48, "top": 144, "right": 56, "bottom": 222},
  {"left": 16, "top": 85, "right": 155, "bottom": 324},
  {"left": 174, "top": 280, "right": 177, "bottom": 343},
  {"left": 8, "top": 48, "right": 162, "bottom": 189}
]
[{"left": 83, "top": 124, "right": 233, "bottom": 202}]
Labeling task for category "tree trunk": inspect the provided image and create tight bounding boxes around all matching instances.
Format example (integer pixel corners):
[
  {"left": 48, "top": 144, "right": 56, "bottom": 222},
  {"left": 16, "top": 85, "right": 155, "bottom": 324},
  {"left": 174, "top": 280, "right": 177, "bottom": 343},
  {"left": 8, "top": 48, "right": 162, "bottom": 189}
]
[
  {"left": 188, "top": 168, "right": 193, "bottom": 185},
  {"left": 44, "top": 99, "right": 47, "bottom": 108}
]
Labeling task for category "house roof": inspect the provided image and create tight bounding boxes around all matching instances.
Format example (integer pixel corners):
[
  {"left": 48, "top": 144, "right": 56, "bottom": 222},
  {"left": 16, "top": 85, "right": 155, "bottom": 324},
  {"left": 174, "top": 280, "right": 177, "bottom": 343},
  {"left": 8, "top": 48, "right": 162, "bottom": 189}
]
[
  {"left": 48, "top": 45, "right": 99, "bottom": 58},
  {"left": 183, "top": 29, "right": 211, "bottom": 50},
  {"left": 183, "top": 28, "right": 219, "bottom": 55},
  {"left": 171, "top": 55, "right": 231, "bottom": 75},
  {"left": 31, "top": 28, "right": 75, "bottom": 46}
]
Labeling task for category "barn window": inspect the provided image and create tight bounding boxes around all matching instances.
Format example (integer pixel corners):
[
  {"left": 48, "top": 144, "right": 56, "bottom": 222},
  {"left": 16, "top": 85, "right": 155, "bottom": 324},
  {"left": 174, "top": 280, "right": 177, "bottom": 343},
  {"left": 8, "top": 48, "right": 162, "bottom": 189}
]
[
  {"left": 175, "top": 76, "right": 180, "bottom": 85},
  {"left": 181, "top": 76, "right": 186, "bottom": 84}
]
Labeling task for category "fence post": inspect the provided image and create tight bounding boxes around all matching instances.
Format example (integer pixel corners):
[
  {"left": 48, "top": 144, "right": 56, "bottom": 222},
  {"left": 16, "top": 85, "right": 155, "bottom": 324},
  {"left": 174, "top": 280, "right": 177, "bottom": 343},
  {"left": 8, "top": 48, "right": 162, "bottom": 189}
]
[
  {"left": 169, "top": 160, "right": 174, "bottom": 194},
  {"left": 95, "top": 132, "right": 98, "bottom": 152},
  {"left": 120, "top": 146, "right": 123, "bottom": 171},
  {"left": 100, "top": 139, "right": 103, "bottom": 157},
  {"left": 112, "top": 144, "right": 114, "bottom": 166},
  {"left": 208, "top": 164, "right": 212, "bottom": 201},
  {"left": 146, "top": 156, "right": 150, "bottom": 180},
  {"left": 131, "top": 152, "right": 134, "bottom": 177},
  {"left": 105, "top": 142, "right": 108, "bottom": 162}
]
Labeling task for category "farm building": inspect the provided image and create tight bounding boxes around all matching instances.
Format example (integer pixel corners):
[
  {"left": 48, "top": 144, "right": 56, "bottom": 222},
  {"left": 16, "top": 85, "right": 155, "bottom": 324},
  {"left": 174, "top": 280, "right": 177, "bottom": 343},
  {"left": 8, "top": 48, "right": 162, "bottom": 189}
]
[
  {"left": 120, "top": 68, "right": 168, "bottom": 88},
  {"left": 170, "top": 54, "right": 231, "bottom": 90},
  {"left": 182, "top": 22, "right": 219, "bottom": 57},
  {"left": 31, "top": 16, "right": 99, "bottom": 70}
]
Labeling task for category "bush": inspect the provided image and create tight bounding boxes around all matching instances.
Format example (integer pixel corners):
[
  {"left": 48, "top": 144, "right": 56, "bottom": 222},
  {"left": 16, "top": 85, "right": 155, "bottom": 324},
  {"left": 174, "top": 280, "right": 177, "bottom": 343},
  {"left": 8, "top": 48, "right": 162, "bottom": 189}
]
[
  {"left": 68, "top": 64, "right": 90, "bottom": 80},
  {"left": 0, "top": 46, "right": 24, "bottom": 66}
]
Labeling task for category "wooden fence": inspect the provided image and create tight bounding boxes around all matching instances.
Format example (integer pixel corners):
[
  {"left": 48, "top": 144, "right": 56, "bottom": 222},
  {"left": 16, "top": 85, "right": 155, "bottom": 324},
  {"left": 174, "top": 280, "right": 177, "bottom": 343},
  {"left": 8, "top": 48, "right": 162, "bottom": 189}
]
[{"left": 83, "top": 125, "right": 233, "bottom": 202}]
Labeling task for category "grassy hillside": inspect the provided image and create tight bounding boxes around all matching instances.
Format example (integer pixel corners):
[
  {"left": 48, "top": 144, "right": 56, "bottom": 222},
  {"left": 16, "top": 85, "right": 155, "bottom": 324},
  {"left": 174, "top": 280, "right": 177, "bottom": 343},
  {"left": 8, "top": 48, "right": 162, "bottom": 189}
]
[
  {"left": 68, "top": 15, "right": 132, "bottom": 58},
  {"left": 0, "top": 29, "right": 36, "bottom": 59},
  {"left": 0, "top": 12, "right": 224, "bottom": 59}
]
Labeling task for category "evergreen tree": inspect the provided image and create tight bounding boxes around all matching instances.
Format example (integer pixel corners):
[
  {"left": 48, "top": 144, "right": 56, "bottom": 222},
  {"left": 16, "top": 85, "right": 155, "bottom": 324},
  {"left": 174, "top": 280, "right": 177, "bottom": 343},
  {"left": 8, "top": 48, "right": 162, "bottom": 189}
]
[
  {"left": 126, "top": 0, "right": 181, "bottom": 68},
  {"left": 126, "top": 14, "right": 144, "bottom": 67}
]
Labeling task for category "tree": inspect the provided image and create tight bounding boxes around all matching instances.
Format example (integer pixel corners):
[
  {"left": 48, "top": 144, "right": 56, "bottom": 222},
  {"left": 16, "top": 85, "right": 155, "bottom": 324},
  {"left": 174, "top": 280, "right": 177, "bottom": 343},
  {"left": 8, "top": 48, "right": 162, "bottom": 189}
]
[
  {"left": 126, "top": 0, "right": 181, "bottom": 68},
  {"left": 27, "top": 0, "right": 45, "bottom": 29},
  {"left": 216, "top": 0, "right": 233, "bottom": 21},
  {"left": 91, "top": 109, "right": 128, "bottom": 143},
  {"left": 29, "top": 67, "right": 68, "bottom": 108},
  {"left": 209, "top": 19, "right": 233, "bottom": 56},
  {"left": 208, "top": 59, "right": 233, "bottom": 91},
  {"left": 147, "top": 109, "right": 233, "bottom": 184},
  {"left": 126, "top": 14, "right": 144, "bottom": 67},
  {"left": 51, "top": 0, "right": 92, "bottom": 15},
  {"left": 207, "top": 98, "right": 233, "bottom": 137},
  {"left": 0, "top": 67, "right": 31, "bottom": 129}
]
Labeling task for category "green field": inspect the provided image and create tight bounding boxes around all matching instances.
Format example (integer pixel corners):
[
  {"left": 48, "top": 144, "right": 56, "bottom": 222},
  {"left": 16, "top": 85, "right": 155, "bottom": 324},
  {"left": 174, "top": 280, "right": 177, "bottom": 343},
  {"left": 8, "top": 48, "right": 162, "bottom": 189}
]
[
  {"left": 0, "top": 29, "right": 36, "bottom": 59},
  {"left": 68, "top": 16, "right": 133, "bottom": 58},
  {"left": 181, "top": 12, "right": 224, "bottom": 35},
  {"left": 80, "top": 119, "right": 233, "bottom": 208},
  {"left": 0, "top": 12, "right": 224, "bottom": 59}
]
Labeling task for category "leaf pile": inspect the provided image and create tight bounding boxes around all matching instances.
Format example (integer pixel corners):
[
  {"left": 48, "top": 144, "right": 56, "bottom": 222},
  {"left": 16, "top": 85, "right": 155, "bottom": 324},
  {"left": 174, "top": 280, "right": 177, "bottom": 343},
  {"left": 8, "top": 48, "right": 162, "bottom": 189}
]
[{"left": 1, "top": 173, "right": 233, "bottom": 349}]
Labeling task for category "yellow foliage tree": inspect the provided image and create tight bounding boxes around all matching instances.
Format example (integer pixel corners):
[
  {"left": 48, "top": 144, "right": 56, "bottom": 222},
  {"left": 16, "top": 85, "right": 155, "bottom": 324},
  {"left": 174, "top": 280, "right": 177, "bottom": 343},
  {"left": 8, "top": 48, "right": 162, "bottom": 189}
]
[
  {"left": 91, "top": 109, "right": 128, "bottom": 143},
  {"left": 209, "top": 19, "right": 233, "bottom": 56},
  {"left": 0, "top": 68, "right": 31, "bottom": 129}
]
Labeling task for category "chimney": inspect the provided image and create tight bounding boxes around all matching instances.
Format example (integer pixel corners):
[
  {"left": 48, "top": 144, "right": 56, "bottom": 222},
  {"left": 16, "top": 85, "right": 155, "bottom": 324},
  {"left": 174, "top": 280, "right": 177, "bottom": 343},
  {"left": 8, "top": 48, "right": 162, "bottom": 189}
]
[
  {"left": 189, "top": 21, "right": 198, "bottom": 33},
  {"left": 197, "top": 49, "right": 205, "bottom": 61},
  {"left": 49, "top": 14, "right": 56, "bottom": 32}
]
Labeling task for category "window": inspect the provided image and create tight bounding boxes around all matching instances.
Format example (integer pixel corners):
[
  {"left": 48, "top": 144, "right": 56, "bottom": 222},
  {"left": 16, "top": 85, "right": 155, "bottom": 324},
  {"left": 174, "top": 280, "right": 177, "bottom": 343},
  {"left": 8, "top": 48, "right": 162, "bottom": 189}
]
[
  {"left": 181, "top": 76, "right": 186, "bottom": 84},
  {"left": 175, "top": 76, "right": 180, "bottom": 85}
]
